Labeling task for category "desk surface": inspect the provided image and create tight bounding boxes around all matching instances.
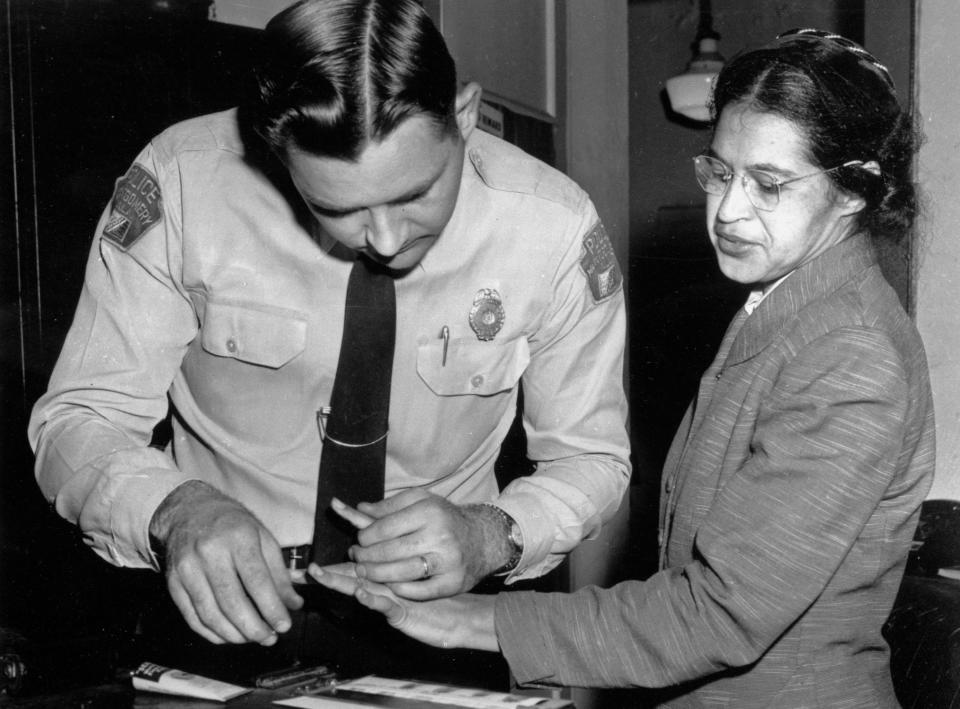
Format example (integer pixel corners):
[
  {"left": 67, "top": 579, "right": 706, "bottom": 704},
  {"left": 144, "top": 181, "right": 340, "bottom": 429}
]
[{"left": 0, "top": 682, "right": 574, "bottom": 709}]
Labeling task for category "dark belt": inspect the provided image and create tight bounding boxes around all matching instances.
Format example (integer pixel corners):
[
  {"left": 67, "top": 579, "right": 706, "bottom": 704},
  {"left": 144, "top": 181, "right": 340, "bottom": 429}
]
[{"left": 282, "top": 545, "right": 313, "bottom": 571}]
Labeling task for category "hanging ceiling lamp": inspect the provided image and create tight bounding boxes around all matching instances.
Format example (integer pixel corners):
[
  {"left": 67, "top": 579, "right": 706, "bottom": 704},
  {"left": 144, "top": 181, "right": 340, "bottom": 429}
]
[{"left": 665, "top": 0, "right": 724, "bottom": 123}]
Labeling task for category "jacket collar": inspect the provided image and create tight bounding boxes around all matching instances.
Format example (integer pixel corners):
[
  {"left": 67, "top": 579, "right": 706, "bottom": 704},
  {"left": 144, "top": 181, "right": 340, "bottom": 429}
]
[{"left": 726, "top": 232, "right": 878, "bottom": 366}]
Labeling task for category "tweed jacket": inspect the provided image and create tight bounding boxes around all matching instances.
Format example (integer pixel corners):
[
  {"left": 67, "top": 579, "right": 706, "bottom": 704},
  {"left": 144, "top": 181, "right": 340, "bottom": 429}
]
[{"left": 496, "top": 233, "right": 935, "bottom": 707}]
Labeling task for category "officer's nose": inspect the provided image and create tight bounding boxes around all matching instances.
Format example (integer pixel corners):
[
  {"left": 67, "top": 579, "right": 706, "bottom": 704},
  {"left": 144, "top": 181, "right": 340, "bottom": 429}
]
[{"left": 365, "top": 207, "right": 406, "bottom": 258}]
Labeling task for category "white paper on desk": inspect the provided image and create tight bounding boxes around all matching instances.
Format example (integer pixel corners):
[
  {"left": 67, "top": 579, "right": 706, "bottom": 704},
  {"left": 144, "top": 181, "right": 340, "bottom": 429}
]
[
  {"left": 274, "top": 698, "right": 362, "bottom": 709},
  {"left": 274, "top": 676, "right": 548, "bottom": 709},
  {"left": 353, "top": 676, "right": 546, "bottom": 707}
]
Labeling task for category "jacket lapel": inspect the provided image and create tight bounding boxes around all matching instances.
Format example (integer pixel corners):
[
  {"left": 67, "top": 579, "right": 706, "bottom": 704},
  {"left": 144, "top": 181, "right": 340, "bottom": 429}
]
[{"left": 724, "top": 233, "right": 878, "bottom": 369}]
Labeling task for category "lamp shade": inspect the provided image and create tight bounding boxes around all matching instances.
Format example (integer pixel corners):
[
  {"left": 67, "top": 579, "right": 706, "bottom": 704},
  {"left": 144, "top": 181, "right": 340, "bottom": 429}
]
[{"left": 666, "top": 37, "right": 724, "bottom": 122}]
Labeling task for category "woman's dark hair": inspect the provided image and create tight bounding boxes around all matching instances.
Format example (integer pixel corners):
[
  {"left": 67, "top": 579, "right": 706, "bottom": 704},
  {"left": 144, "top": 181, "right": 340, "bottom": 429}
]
[
  {"left": 711, "top": 29, "right": 922, "bottom": 242},
  {"left": 243, "top": 0, "right": 458, "bottom": 161}
]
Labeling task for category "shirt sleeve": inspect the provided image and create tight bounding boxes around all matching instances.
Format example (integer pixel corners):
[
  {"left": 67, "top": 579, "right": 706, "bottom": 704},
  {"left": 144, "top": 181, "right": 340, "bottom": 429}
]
[
  {"left": 495, "top": 327, "right": 911, "bottom": 687},
  {"left": 28, "top": 143, "right": 198, "bottom": 570},
  {"left": 494, "top": 210, "right": 631, "bottom": 582}
]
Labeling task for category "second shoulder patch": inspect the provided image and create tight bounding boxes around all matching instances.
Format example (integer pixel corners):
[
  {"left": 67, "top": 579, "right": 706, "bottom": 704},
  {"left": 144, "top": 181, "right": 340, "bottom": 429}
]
[{"left": 580, "top": 222, "right": 623, "bottom": 302}]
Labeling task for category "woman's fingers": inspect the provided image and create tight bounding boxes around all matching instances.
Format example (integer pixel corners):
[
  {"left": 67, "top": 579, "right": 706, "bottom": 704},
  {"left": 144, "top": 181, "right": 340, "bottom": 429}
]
[
  {"left": 355, "top": 585, "right": 406, "bottom": 624},
  {"left": 309, "top": 563, "right": 405, "bottom": 624},
  {"left": 308, "top": 563, "right": 360, "bottom": 595}
]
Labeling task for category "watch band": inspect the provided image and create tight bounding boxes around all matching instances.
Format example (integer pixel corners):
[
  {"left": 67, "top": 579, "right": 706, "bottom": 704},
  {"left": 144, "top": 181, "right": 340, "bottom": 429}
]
[{"left": 482, "top": 503, "right": 523, "bottom": 575}]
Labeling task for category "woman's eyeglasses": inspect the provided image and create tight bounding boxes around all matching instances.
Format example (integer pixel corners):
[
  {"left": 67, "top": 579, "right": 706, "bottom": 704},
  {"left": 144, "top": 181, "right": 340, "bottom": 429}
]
[{"left": 692, "top": 155, "right": 863, "bottom": 212}]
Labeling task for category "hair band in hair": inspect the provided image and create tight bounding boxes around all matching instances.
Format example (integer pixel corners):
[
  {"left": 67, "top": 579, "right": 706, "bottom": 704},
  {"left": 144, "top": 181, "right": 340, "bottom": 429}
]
[{"left": 775, "top": 28, "right": 896, "bottom": 91}]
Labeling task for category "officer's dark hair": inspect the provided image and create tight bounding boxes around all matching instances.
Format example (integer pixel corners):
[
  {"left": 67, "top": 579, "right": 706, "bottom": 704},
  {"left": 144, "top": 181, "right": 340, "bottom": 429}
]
[
  {"left": 246, "top": 0, "right": 458, "bottom": 161},
  {"left": 711, "top": 28, "right": 922, "bottom": 243}
]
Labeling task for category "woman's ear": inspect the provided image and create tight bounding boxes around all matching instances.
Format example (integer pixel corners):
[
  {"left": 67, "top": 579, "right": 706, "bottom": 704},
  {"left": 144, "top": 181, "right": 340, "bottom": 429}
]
[
  {"left": 838, "top": 160, "right": 881, "bottom": 215},
  {"left": 454, "top": 82, "right": 483, "bottom": 139},
  {"left": 838, "top": 190, "right": 867, "bottom": 217}
]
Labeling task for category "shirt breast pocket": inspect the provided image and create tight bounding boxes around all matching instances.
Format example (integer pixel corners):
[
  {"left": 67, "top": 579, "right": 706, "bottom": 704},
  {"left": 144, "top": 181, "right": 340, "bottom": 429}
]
[
  {"left": 200, "top": 300, "right": 307, "bottom": 369},
  {"left": 417, "top": 337, "right": 530, "bottom": 397}
]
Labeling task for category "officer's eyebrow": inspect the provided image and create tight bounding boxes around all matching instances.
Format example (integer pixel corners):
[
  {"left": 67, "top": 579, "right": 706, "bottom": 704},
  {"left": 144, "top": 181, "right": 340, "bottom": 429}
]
[{"left": 307, "top": 171, "right": 439, "bottom": 218}]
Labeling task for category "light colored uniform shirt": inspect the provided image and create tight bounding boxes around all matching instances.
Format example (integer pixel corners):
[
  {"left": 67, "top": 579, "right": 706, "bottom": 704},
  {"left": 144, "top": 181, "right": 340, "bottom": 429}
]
[{"left": 29, "top": 109, "right": 630, "bottom": 583}]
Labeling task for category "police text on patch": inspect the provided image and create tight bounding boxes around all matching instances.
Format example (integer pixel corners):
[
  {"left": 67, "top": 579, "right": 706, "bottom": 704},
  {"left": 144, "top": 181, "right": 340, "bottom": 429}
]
[{"left": 102, "top": 163, "right": 163, "bottom": 250}]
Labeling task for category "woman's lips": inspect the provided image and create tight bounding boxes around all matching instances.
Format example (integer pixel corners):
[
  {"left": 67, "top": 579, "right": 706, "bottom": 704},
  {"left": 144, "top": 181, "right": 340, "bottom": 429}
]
[{"left": 715, "top": 230, "right": 756, "bottom": 256}]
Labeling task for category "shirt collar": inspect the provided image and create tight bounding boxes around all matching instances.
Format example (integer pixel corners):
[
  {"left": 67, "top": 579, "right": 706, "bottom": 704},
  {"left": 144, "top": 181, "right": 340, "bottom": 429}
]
[
  {"left": 743, "top": 272, "right": 791, "bottom": 314},
  {"left": 727, "top": 232, "right": 878, "bottom": 366}
]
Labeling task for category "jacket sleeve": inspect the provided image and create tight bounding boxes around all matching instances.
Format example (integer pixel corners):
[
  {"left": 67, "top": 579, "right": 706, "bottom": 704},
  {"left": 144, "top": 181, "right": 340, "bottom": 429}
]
[
  {"left": 28, "top": 143, "right": 198, "bottom": 570},
  {"left": 495, "top": 326, "right": 911, "bottom": 686},
  {"left": 495, "top": 210, "right": 631, "bottom": 582}
]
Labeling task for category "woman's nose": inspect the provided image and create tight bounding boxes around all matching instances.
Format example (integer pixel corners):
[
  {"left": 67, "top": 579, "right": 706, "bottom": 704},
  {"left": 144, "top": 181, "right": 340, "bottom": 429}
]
[{"left": 715, "top": 175, "right": 754, "bottom": 221}]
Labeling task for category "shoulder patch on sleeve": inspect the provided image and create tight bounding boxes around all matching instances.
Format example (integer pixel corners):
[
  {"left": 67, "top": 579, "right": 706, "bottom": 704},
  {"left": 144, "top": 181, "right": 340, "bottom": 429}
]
[
  {"left": 102, "top": 163, "right": 163, "bottom": 250},
  {"left": 580, "top": 222, "right": 623, "bottom": 302}
]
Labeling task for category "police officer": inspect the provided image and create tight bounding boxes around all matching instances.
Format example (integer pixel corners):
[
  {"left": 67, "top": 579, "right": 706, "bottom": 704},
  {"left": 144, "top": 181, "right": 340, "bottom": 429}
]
[{"left": 29, "top": 0, "right": 629, "bottom": 677}]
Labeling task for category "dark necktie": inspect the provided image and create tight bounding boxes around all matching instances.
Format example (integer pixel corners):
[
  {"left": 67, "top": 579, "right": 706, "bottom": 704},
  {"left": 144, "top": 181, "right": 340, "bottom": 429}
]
[{"left": 310, "top": 256, "right": 396, "bottom": 565}]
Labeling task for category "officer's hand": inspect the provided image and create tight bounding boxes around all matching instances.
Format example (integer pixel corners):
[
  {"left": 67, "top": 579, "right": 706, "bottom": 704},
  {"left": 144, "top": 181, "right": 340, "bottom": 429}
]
[
  {"left": 149, "top": 480, "right": 304, "bottom": 645},
  {"left": 329, "top": 491, "right": 502, "bottom": 600},
  {"left": 307, "top": 563, "right": 499, "bottom": 652}
]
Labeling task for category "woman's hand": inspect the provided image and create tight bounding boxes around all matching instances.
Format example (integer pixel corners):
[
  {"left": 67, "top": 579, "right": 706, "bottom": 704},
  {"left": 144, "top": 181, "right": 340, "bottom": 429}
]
[{"left": 308, "top": 562, "right": 499, "bottom": 652}]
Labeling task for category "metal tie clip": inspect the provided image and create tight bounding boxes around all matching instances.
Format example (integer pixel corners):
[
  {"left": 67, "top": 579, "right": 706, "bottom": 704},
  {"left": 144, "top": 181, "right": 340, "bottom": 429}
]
[{"left": 316, "top": 406, "right": 388, "bottom": 448}]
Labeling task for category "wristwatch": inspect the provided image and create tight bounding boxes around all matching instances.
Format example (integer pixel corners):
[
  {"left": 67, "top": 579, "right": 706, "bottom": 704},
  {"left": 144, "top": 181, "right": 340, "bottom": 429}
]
[{"left": 483, "top": 503, "right": 524, "bottom": 575}]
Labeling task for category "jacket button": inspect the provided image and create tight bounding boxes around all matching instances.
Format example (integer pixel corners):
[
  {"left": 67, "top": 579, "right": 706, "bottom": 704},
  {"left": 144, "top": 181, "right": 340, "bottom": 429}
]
[
  {"left": 664, "top": 477, "right": 673, "bottom": 493},
  {"left": 226, "top": 338, "right": 237, "bottom": 353},
  {"left": 470, "top": 374, "right": 484, "bottom": 388}
]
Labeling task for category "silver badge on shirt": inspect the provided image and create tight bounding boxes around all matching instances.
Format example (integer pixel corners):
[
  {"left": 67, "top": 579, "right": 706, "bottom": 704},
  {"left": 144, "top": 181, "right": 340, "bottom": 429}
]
[{"left": 469, "top": 288, "right": 505, "bottom": 341}]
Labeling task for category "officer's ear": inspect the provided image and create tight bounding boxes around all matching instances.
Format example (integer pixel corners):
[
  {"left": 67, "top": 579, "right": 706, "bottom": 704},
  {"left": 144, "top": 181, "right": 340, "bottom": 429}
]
[{"left": 454, "top": 82, "right": 482, "bottom": 140}]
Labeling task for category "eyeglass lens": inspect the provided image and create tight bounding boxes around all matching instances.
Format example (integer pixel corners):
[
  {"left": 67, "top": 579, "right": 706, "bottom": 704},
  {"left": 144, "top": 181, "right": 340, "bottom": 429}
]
[{"left": 693, "top": 156, "right": 781, "bottom": 211}]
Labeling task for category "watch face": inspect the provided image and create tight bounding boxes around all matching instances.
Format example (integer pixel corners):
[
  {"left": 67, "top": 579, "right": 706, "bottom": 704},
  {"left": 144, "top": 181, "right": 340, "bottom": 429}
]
[{"left": 509, "top": 522, "right": 523, "bottom": 550}]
